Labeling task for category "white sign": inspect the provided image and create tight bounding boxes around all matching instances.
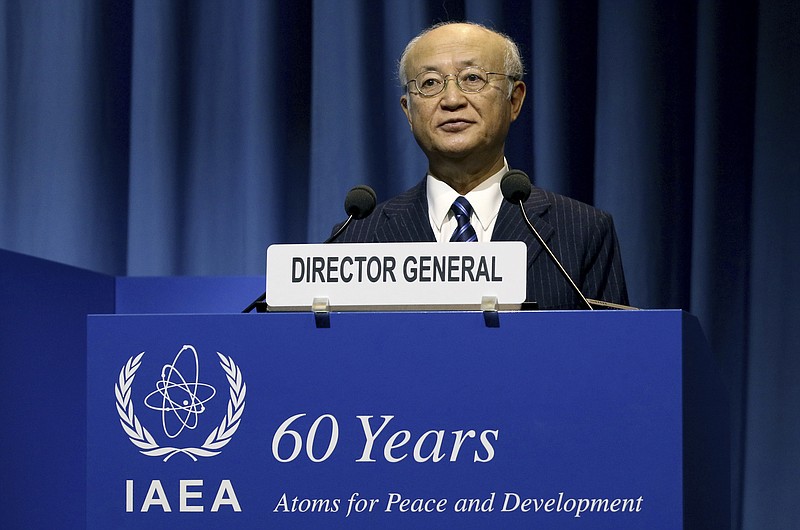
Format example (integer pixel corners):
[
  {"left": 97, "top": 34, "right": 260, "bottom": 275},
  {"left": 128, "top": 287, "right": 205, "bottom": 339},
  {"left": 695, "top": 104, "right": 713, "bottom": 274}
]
[{"left": 265, "top": 242, "right": 526, "bottom": 310}]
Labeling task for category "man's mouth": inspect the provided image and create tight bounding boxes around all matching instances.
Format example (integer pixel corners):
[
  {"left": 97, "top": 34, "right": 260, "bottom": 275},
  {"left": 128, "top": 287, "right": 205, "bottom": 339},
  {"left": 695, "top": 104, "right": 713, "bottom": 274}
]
[{"left": 438, "top": 119, "right": 473, "bottom": 132}]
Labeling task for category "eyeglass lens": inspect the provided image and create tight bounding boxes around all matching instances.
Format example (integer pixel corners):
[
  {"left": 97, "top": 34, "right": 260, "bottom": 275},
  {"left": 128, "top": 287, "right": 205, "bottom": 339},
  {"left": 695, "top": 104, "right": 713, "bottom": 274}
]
[{"left": 414, "top": 67, "right": 490, "bottom": 96}]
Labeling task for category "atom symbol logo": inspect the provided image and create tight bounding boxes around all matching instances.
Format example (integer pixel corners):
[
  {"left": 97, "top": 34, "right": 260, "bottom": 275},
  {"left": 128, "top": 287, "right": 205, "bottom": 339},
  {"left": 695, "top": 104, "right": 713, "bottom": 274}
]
[
  {"left": 143, "top": 345, "right": 217, "bottom": 439},
  {"left": 116, "top": 347, "right": 246, "bottom": 461}
]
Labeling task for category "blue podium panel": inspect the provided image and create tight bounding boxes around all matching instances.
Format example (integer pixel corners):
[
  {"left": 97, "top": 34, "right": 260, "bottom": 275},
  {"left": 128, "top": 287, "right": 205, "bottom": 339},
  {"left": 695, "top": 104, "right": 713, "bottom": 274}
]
[
  {"left": 0, "top": 249, "right": 114, "bottom": 529},
  {"left": 88, "top": 311, "right": 690, "bottom": 529}
]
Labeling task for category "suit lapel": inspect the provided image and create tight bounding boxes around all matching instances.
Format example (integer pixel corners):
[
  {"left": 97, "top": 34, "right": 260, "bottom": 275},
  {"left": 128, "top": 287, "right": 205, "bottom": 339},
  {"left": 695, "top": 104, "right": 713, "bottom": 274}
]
[{"left": 492, "top": 187, "right": 554, "bottom": 270}]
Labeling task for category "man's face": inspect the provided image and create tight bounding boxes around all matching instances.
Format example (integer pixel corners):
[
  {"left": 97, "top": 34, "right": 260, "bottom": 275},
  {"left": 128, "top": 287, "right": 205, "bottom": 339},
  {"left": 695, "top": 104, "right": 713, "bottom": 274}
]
[{"left": 400, "top": 24, "right": 526, "bottom": 173}]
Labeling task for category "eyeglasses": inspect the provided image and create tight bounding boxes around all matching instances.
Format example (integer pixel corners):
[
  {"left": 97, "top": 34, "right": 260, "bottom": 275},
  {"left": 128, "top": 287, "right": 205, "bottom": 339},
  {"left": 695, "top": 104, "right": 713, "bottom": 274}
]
[{"left": 406, "top": 66, "right": 517, "bottom": 97}]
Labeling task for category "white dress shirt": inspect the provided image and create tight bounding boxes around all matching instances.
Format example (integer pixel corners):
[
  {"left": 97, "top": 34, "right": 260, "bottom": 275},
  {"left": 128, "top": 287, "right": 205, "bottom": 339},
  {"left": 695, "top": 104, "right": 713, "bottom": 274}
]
[{"left": 426, "top": 161, "right": 509, "bottom": 242}]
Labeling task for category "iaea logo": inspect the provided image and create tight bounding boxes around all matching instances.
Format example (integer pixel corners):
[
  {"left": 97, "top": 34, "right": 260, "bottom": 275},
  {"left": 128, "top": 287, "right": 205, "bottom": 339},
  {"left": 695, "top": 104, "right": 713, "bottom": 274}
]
[{"left": 115, "top": 345, "right": 246, "bottom": 461}]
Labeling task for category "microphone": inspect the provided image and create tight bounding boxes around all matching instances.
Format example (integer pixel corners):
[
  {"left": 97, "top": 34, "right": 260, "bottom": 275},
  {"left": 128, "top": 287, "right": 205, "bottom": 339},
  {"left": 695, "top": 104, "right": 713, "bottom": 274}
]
[
  {"left": 323, "top": 185, "right": 377, "bottom": 243},
  {"left": 242, "top": 184, "right": 377, "bottom": 313},
  {"left": 500, "top": 170, "right": 594, "bottom": 310}
]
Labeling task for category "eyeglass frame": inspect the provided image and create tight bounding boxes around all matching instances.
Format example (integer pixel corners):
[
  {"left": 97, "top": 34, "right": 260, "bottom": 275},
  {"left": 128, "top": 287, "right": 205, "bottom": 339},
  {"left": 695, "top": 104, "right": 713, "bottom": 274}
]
[{"left": 404, "top": 66, "right": 520, "bottom": 98}]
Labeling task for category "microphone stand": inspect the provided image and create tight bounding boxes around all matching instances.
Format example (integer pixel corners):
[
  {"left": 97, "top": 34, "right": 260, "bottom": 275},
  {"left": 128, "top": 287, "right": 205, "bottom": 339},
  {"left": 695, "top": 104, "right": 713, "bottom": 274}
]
[
  {"left": 322, "top": 214, "right": 355, "bottom": 244},
  {"left": 242, "top": 292, "right": 267, "bottom": 313}
]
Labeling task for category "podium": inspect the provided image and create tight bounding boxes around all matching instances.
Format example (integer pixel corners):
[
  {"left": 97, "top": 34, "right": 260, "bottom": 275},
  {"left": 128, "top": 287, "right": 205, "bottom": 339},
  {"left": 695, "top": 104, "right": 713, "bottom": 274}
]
[
  {"left": 0, "top": 249, "right": 728, "bottom": 529},
  {"left": 87, "top": 310, "right": 728, "bottom": 529}
]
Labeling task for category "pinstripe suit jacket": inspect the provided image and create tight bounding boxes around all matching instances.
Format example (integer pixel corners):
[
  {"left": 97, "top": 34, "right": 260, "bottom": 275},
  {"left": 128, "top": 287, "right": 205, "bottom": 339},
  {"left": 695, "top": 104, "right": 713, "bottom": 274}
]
[{"left": 335, "top": 179, "right": 628, "bottom": 309}]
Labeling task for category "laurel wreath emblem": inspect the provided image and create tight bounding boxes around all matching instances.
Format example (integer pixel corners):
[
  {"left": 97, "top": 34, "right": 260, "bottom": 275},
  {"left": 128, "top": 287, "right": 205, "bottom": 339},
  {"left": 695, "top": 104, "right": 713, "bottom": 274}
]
[{"left": 115, "top": 351, "right": 246, "bottom": 461}]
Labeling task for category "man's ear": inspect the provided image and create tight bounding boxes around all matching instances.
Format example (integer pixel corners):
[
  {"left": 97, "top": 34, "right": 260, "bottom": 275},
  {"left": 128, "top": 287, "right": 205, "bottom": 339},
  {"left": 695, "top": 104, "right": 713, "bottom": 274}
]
[
  {"left": 400, "top": 95, "right": 413, "bottom": 130},
  {"left": 509, "top": 80, "right": 526, "bottom": 122}
]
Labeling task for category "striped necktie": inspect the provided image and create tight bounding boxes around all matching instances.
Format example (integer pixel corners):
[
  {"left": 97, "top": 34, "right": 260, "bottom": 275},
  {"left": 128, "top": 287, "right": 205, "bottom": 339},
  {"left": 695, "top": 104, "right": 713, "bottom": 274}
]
[{"left": 449, "top": 196, "right": 478, "bottom": 242}]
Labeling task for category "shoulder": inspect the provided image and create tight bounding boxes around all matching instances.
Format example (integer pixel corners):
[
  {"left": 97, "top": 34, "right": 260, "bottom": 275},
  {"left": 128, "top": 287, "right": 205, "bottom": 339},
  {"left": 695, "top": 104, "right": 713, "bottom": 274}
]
[
  {"left": 336, "top": 179, "right": 427, "bottom": 242},
  {"left": 523, "top": 186, "right": 622, "bottom": 270},
  {"left": 376, "top": 180, "right": 427, "bottom": 212},
  {"left": 530, "top": 186, "right": 615, "bottom": 230}
]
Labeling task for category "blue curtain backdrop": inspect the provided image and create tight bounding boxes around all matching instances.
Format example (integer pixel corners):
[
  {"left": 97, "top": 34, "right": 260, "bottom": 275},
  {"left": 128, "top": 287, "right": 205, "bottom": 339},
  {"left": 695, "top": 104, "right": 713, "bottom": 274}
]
[{"left": 1, "top": 1, "right": 798, "bottom": 528}]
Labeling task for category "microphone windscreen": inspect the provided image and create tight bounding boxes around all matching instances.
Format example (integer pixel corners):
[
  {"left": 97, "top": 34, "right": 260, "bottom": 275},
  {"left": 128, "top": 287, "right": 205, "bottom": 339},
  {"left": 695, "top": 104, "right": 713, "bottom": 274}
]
[
  {"left": 500, "top": 170, "right": 532, "bottom": 203},
  {"left": 344, "top": 185, "right": 377, "bottom": 219}
]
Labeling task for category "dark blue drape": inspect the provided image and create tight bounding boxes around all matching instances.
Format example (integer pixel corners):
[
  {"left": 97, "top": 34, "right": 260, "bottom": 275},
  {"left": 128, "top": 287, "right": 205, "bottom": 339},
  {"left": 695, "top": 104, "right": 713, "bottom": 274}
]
[{"left": 1, "top": 1, "right": 798, "bottom": 528}]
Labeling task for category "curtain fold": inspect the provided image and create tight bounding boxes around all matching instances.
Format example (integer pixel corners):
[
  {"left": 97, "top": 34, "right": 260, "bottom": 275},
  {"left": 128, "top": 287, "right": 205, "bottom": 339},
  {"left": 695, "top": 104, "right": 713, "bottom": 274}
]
[
  {"left": 0, "top": 0, "right": 131, "bottom": 273},
  {"left": 743, "top": 1, "right": 800, "bottom": 528},
  {"left": 1, "top": 1, "right": 798, "bottom": 528}
]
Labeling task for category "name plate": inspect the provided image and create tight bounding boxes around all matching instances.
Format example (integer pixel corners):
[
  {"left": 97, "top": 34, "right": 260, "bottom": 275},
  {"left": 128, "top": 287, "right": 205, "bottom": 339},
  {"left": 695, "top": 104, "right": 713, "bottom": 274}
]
[{"left": 265, "top": 242, "right": 526, "bottom": 310}]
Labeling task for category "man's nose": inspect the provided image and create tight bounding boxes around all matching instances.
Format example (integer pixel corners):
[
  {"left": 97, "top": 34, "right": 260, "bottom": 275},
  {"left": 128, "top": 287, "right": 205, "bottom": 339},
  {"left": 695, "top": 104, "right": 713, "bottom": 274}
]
[{"left": 439, "top": 77, "right": 467, "bottom": 108}]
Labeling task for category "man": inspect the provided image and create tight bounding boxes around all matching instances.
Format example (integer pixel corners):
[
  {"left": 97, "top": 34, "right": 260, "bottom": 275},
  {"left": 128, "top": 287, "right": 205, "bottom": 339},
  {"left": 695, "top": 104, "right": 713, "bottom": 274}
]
[{"left": 336, "top": 22, "right": 628, "bottom": 309}]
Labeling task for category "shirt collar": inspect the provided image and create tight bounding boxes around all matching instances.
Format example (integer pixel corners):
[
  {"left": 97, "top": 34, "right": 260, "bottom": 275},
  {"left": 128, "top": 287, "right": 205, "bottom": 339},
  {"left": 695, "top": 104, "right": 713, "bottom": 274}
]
[{"left": 427, "top": 160, "right": 509, "bottom": 231}]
